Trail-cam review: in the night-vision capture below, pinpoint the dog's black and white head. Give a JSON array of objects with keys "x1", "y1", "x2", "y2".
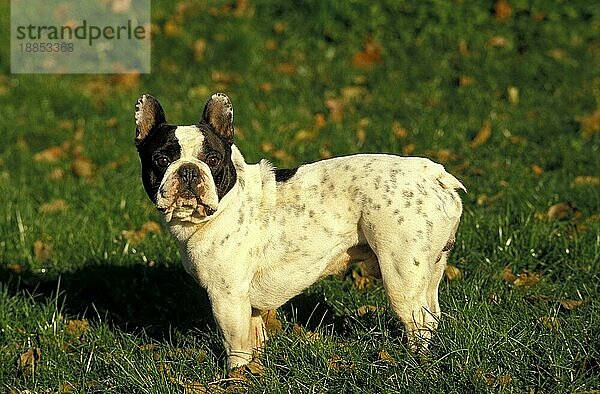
[{"x1": 135, "y1": 93, "x2": 237, "y2": 223}]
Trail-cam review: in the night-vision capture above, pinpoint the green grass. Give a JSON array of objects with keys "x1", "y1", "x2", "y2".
[{"x1": 1, "y1": 0, "x2": 599, "y2": 392}]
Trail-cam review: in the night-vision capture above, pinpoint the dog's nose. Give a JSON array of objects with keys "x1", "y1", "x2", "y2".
[{"x1": 178, "y1": 163, "x2": 200, "y2": 185}]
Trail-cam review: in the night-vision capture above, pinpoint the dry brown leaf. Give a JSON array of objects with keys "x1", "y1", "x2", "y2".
[
  {"x1": 325, "y1": 98, "x2": 345, "y2": 123},
  {"x1": 470, "y1": 120, "x2": 492, "y2": 148},
  {"x1": 122, "y1": 221, "x2": 162, "y2": 244},
  {"x1": 513, "y1": 270, "x2": 542, "y2": 287},
  {"x1": 547, "y1": 202, "x2": 579, "y2": 221},
  {"x1": 352, "y1": 40, "x2": 383, "y2": 70},
  {"x1": 486, "y1": 36, "x2": 510, "y2": 48},
  {"x1": 494, "y1": 0, "x2": 513, "y2": 21},
  {"x1": 356, "y1": 305, "x2": 384, "y2": 317},
  {"x1": 7, "y1": 264, "x2": 23, "y2": 274},
  {"x1": 71, "y1": 157, "x2": 94, "y2": 178},
  {"x1": 531, "y1": 164, "x2": 544, "y2": 176},
  {"x1": 33, "y1": 240, "x2": 52, "y2": 262},
  {"x1": 328, "y1": 354, "x2": 353, "y2": 370},
  {"x1": 294, "y1": 129, "x2": 318, "y2": 143},
  {"x1": 444, "y1": 264, "x2": 462, "y2": 281},
  {"x1": 314, "y1": 113, "x2": 327, "y2": 129},
  {"x1": 18, "y1": 347, "x2": 41, "y2": 376},
  {"x1": 49, "y1": 167, "x2": 65, "y2": 180},
  {"x1": 577, "y1": 108, "x2": 600, "y2": 138},
  {"x1": 379, "y1": 349, "x2": 396, "y2": 364},
  {"x1": 538, "y1": 316, "x2": 559, "y2": 331},
  {"x1": 501, "y1": 267, "x2": 517, "y2": 282},
  {"x1": 192, "y1": 39, "x2": 207, "y2": 62},
  {"x1": 341, "y1": 86, "x2": 366, "y2": 101},
  {"x1": 163, "y1": 20, "x2": 181, "y2": 37},
  {"x1": 402, "y1": 143, "x2": 416, "y2": 156},
  {"x1": 34, "y1": 146, "x2": 66, "y2": 163},
  {"x1": 319, "y1": 148, "x2": 332, "y2": 159},
  {"x1": 39, "y1": 199, "x2": 69, "y2": 214},
  {"x1": 261, "y1": 309, "x2": 283, "y2": 334},
  {"x1": 292, "y1": 324, "x2": 320, "y2": 342},
  {"x1": 275, "y1": 63, "x2": 297, "y2": 75},
  {"x1": 507, "y1": 86, "x2": 519, "y2": 104},
  {"x1": 574, "y1": 176, "x2": 600, "y2": 186},
  {"x1": 458, "y1": 75, "x2": 474, "y2": 87},
  {"x1": 352, "y1": 269, "x2": 373, "y2": 290},
  {"x1": 392, "y1": 122, "x2": 409, "y2": 139},
  {"x1": 259, "y1": 82, "x2": 273, "y2": 93},
  {"x1": 559, "y1": 299, "x2": 584, "y2": 311},
  {"x1": 66, "y1": 319, "x2": 90, "y2": 338}
]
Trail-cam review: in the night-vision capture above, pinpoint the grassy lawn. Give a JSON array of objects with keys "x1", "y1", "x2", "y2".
[{"x1": 1, "y1": 0, "x2": 599, "y2": 392}]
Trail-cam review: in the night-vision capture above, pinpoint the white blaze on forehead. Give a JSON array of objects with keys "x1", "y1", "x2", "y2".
[{"x1": 175, "y1": 126, "x2": 204, "y2": 159}]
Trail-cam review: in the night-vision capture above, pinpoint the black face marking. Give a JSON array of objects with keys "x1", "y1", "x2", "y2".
[
  {"x1": 137, "y1": 124, "x2": 180, "y2": 203},
  {"x1": 198, "y1": 123, "x2": 237, "y2": 199},
  {"x1": 275, "y1": 167, "x2": 299, "y2": 182}
]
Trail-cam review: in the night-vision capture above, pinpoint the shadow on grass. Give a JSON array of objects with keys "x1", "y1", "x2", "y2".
[
  {"x1": 0, "y1": 262, "x2": 349, "y2": 338},
  {"x1": 1, "y1": 262, "x2": 213, "y2": 339}
]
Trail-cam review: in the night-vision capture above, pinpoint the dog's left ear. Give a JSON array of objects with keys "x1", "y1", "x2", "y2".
[{"x1": 201, "y1": 93, "x2": 234, "y2": 145}]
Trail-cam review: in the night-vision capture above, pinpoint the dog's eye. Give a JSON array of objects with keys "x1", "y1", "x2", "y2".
[
  {"x1": 155, "y1": 156, "x2": 170, "y2": 168},
  {"x1": 206, "y1": 155, "x2": 220, "y2": 167}
]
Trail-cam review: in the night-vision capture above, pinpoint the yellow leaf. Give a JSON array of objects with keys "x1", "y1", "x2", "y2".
[
  {"x1": 538, "y1": 316, "x2": 559, "y2": 331},
  {"x1": 352, "y1": 39, "x2": 383, "y2": 70},
  {"x1": 559, "y1": 299, "x2": 584, "y2": 310},
  {"x1": 444, "y1": 264, "x2": 462, "y2": 281},
  {"x1": 71, "y1": 157, "x2": 94, "y2": 178},
  {"x1": 531, "y1": 164, "x2": 544, "y2": 176},
  {"x1": 18, "y1": 347, "x2": 41, "y2": 376},
  {"x1": 261, "y1": 309, "x2": 283, "y2": 334},
  {"x1": 356, "y1": 305, "x2": 384, "y2": 317},
  {"x1": 379, "y1": 349, "x2": 396, "y2": 364},
  {"x1": 547, "y1": 202, "x2": 579, "y2": 221},
  {"x1": 494, "y1": 0, "x2": 512, "y2": 21},
  {"x1": 34, "y1": 146, "x2": 66, "y2": 163},
  {"x1": 66, "y1": 319, "x2": 90, "y2": 338},
  {"x1": 470, "y1": 120, "x2": 492, "y2": 148},
  {"x1": 33, "y1": 240, "x2": 52, "y2": 262},
  {"x1": 574, "y1": 176, "x2": 600, "y2": 186},
  {"x1": 39, "y1": 199, "x2": 69, "y2": 214},
  {"x1": 577, "y1": 108, "x2": 600, "y2": 138}
]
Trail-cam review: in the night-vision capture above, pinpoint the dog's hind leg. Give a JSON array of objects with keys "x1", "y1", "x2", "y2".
[{"x1": 377, "y1": 249, "x2": 438, "y2": 352}]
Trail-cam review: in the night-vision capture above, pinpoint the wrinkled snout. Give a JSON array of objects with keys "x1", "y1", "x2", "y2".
[{"x1": 178, "y1": 163, "x2": 200, "y2": 190}]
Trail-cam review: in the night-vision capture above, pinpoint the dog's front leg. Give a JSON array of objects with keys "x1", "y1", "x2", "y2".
[{"x1": 209, "y1": 293, "x2": 253, "y2": 369}]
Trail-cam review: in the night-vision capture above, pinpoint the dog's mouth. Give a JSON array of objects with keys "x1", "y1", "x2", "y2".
[{"x1": 157, "y1": 183, "x2": 218, "y2": 223}]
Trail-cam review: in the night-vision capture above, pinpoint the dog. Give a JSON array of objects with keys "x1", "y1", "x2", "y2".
[{"x1": 134, "y1": 92, "x2": 465, "y2": 370}]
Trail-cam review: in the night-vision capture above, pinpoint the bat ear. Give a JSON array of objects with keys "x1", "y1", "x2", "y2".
[
  {"x1": 135, "y1": 94, "x2": 166, "y2": 145},
  {"x1": 201, "y1": 93, "x2": 234, "y2": 145}
]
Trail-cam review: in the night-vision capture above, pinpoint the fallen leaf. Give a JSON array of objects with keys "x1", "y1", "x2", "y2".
[
  {"x1": 577, "y1": 108, "x2": 600, "y2": 138},
  {"x1": 294, "y1": 129, "x2": 318, "y2": 143},
  {"x1": 260, "y1": 142, "x2": 274, "y2": 153},
  {"x1": 513, "y1": 270, "x2": 542, "y2": 287},
  {"x1": 458, "y1": 75, "x2": 474, "y2": 86},
  {"x1": 39, "y1": 199, "x2": 69, "y2": 214},
  {"x1": 352, "y1": 39, "x2": 383, "y2": 70},
  {"x1": 163, "y1": 20, "x2": 181, "y2": 37},
  {"x1": 470, "y1": 120, "x2": 492, "y2": 148},
  {"x1": 292, "y1": 324, "x2": 320, "y2": 342},
  {"x1": 494, "y1": 0, "x2": 512, "y2": 22},
  {"x1": 341, "y1": 86, "x2": 366, "y2": 101},
  {"x1": 273, "y1": 21, "x2": 286, "y2": 34},
  {"x1": 402, "y1": 143, "x2": 416, "y2": 156},
  {"x1": 507, "y1": 86, "x2": 519, "y2": 104},
  {"x1": 559, "y1": 299, "x2": 584, "y2": 311},
  {"x1": 246, "y1": 359, "x2": 265, "y2": 376},
  {"x1": 379, "y1": 349, "x2": 396, "y2": 364},
  {"x1": 444, "y1": 264, "x2": 462, "y2": 281},
  {"x1": 66, "y1": 319, "x2": 90, "y2": 338},
  {"x1": 352, "y1": 269, "x2": 373, "y2": 290},
  {"x1": 192, "y1": 39, "x2": 207, "y2": 61},
  {"x1": 547, "y1": 202, "x2": 579, "y2": 221},
  {"x1": 356, "y1": 305, "x2": 384, "y2": 317},
  {"x1": 314, "y1": 113, "x2": 327, "y2": 129},
  {"x1": 486, "y1": 36, "x2": 510, "y2": 48},
  {"x1": 33, "y1": 240, "x2": 52, "y2": 262},
  {"x1": 49, "y1": 167, "x2": 65, "y2": 180},
  {"x1": 261, "y1": 309, "x2": 282, "y2": 334},
  {"x1": 319, "y1": 148, "x2": 332, "y2": 159},
  {"x1": 392, "y1": 121, "x2": 409, "y2": 139},
  {"x1": 122, "y1": 221, "x2": 162, "y2": 244},
  {"x1": 211, "y1": 71, "x2": 238, "y2": 85},
  {"x1": 531, "y1": 165, "x2": 544, "y2": 176},
  {"x1": 18, "y1": 347, "x2": 41, "y2": 376},
  {"x1": 7, "y1": 264, "x2": 23, "y2": 274},
  {"x1": 328, "y1": 354, "x2": 353, "y2": 370},
  {"x1": 71, "y1": 157, "x2": 94, "y2": 178},
  {"x1": 325, "y1": 98, "x2": 345, "y2": 123},
  {"x1": 259, "y1": 82, "x2": 273, "y2": 93},
  {"x1": 574, "y1": 176, "x2": 600, "y2": 186},
  {"x1": 501, "y1": 267, "x2": 517, "y2": 283},
  {"x1": 275, "y1": 63, "x2": 297, "y2": 75},
  {"x1": 538, "y1": 316, "x2": 560, "y2": 331},
  {"x1": 34, "y1": 146, "x2": 65, "y2": 163}
]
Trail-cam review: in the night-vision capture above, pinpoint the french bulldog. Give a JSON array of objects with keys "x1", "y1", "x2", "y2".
[{"x1": 134, "y1": 93, "x2": 465, "y2": 369}]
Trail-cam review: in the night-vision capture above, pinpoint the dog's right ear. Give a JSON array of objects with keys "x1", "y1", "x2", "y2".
[{"x1": 135, "y1": 94, "x2": 166, "y2": 146}]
